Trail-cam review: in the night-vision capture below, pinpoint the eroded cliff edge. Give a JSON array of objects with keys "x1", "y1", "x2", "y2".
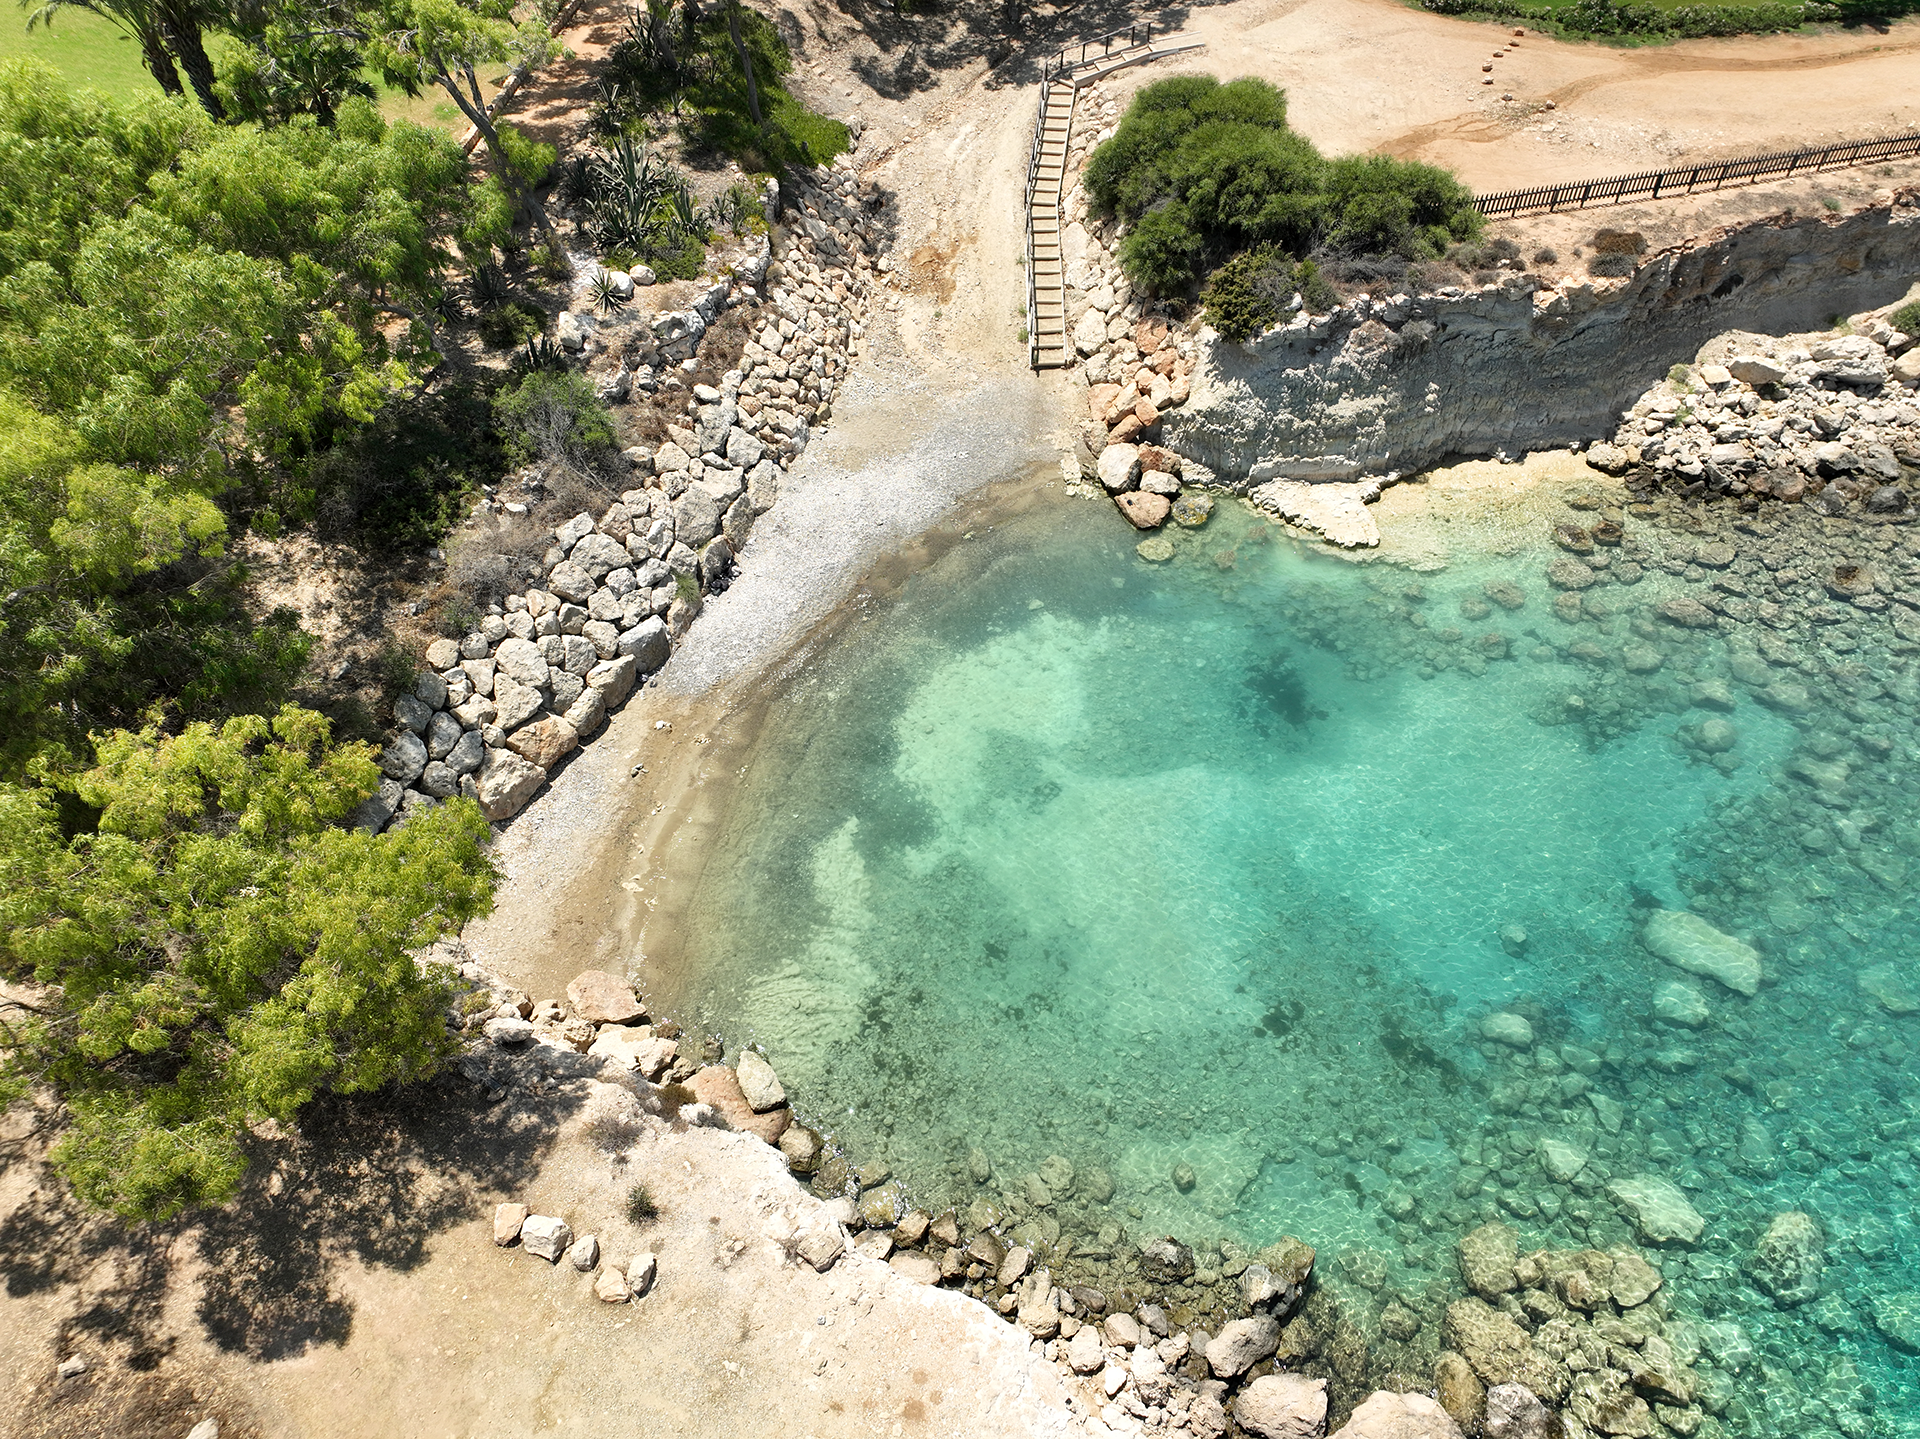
[{"x1": 1167, "y1": 193, "x2": 1920, "y2": 487}]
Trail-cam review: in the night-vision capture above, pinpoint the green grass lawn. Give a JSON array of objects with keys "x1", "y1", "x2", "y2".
[
  {"x1": 0, "y1": 7, "x2": 160, "y2": 101},
  {"x1": 0, "y1": 9, "x2": 474, "y2": 130}
]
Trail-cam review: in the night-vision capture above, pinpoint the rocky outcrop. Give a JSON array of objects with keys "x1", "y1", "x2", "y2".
[{"x1": 1169, "y1": 192, "x2": 1920, "y2": 488}]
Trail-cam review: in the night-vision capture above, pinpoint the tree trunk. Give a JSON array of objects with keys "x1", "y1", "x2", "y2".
[
  {"x1": 137, "y1": 23, "x2": 185, "y2": 97},
  {"x1": 157, "y1": 2, "x2": 226, "y2": 119},
  {"x1": 726, "y1": 0, "x2": 762, "y2": 128},
  {"x1": 437, "y1": 65, "x2": 561, "y2": 249}
]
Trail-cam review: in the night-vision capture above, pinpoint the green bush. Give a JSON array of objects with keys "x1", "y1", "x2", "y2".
[
  {"x1": 477, "y1": 300, "x2": 546, "y2": 350},
  {"x1": 1891, "y1": 299, "x2": 1920, "y2": 336},
  {"x1": 598, "y1": 5, "x2": 849, "y2": 172},
  {"x1": 1085, "y1": 76, "x2": 1480, "y2": 296},
  {"x1": 493, "y1": 370, "x2": 619, "y2": 478},
  {"x1": 1414, "y1": 0, "x2": 1858, "y2": 39}
]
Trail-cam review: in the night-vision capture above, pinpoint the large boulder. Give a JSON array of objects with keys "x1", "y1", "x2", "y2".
[
  {"x1": 673, "y1": 483, "x2": 727, "y2": 548},
  {"x1": 688, "y1": 1065, "x2": 790, "y2": 1145},
  {"x1": 519, "y1": 1214, "x2": 572, "y2": 1262},
  {"x1": 493, "y1": 636, "x2": 552, "y2": 690},
  {"x1": 566, "y1": 971, "x2": 645, "y2": 1026},
  {"x1": 475, "y1": 751, "x2": 546, "y2": 821},
  {"x1": 1751, "y1": 1211, "x2": 1824, "y2": 1306},
  {"x1": 545, "y1": 560, "x2": 596, "y2": 605},
  {"x1": 1328, "y1": 1391, "x2": 1465, "y2": 1439},
  {"x1": 1236, "y1": 1374, "x2": 1328, "y2": 1439},
  {"x1": 569, "y1": 532, "x2": 628, "y2": 579},
  {"x1": 617, "y1": 616, "x2": 671, "y2": 673},
  {"x1": 587, "y1": 654, "x2": 639, "y2": 706},
  {"x1": 491, "y1": 676, "x2": 544, "y2": 731},
  {"x1": 1458, "y1": 1224, "x2": 1519, "y2": 1298},
  {"x1": 1117, "y1": 491, "x2": 1172, "y2": 529},
  {"x1": 1607, "y1": 1174, "x2": 1706, "y2": 1245},
  {"x1": 1207, "y1": 1315, "x2": 1281, "y2": 1378},
  {"x1": 735, "y1": 1050, "x2": 786, "y2": 1112},
  {"x1": 506, "y1": 715, "x2": 578, "y2": 771},
  {"x1": 1484, "y1": 1384, "x2": 1550, "y2": 1439},
  {"x1": 379, "y1": 731, "x2": 428, "y2": 783},
  {"x1": 1097, "y1": 443, "x2": 1141, "y2": 494}
]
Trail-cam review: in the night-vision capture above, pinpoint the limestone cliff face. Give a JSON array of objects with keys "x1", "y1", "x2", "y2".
[{"x1": 1168, "y1": 195, "x2": 1920, "y2": 487}]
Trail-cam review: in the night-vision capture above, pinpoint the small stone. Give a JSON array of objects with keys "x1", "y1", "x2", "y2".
[
  {"x1": 625, "y1": 1251, "x2": 658, "y2": 1297},
  {"x1": 1103, "y1": 1312, "x2": 1142, "y2": 1348},
  {"x1": 594, "y1": 1266, "x2": 631, "y2": 1302},
  {"x1": 494, "y1": 1202, "x2": 529, "y2": 1245},
  {"x1": 568, "y1": 1234, "x2": 600, "y2": 1271},
  {"x1": 780, "y1": 1124, "x2": 824, "y2": 1173},
  {"x1": 1537, "y1": 1138, "x2": 1588, "y2": 1184},
  {"x1": 1652, "y1": 981, "x2": 1710, "y2": 1027},
  {"x1": 56, "y1": 1356, "x2": 87, "y2": 1379},
  {"x1": 1481, "y1": 1012, "x2": 1533, "y2": 1047},
  {"x1": 520, "y1": 1214, "x2": 573, "y2": 1262},
  {"x1": 187, "y1": 1422, "x2": 220, "y2": 1439},
  {"x1": 1171, "y1": 1162, "x2": 1196, "y2": 1192}
]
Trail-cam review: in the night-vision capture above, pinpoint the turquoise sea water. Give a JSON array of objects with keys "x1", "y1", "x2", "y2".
[{"x1": 673, "y1": 493, "x2": 1920, "y2": 1436}]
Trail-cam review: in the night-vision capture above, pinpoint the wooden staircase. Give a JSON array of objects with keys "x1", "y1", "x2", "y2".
[
  {"x1": 1022, "y1": 27, "x2": 1207, "y2": 371},
  {"x1": 1026, "y1": 81, "x2": 1076, "y2": 369}
]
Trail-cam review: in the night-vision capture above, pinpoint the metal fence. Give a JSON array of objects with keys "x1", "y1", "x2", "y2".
[{"x1": 1473, "y1": 130, "x2": 1920, "y2": 219}]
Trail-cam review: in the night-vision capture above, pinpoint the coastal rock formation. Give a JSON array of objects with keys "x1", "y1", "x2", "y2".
[{"x1": 1169, "y1": 194, "x2": 1920, "y2": 485}]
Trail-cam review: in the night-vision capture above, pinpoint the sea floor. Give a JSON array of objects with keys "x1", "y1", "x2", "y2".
[{"x1": 664, "y1": 479, "x2": 1920, "y2": 1439}]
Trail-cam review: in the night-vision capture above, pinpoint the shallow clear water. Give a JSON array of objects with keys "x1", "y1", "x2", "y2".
[{"x1": 673, "y1": 494, "x2": 1920, "y2": 1437}]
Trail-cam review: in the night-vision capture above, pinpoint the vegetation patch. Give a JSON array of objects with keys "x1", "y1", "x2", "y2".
[
  {"x1": 1416, "y1": 0, "x2": 1920, "y2": 41},
  {"x1": 1085, "y1": 77, "x2": 1482, "y2": 304},
  {"x1": 595, "y1": 0, "x2": 848, "y2": 171}
]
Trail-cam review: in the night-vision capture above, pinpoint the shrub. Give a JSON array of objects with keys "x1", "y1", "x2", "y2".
[
  {"x1": 1892, "y1": 299, "x2": 1920, "y2": 335},
  {"x1": 1534, "y1": 247, "x2": 1559, "y2": 265},
  {"x1": 1589, "y1": 252, "x2": 1637, "y2": 278},
  {"x1": 1591, "y1": 229, "x2": 1647, "y2": 256},
  {"x1": 1200, "y1": 245, "x2": 1292, "y2": 341},
  {"x1": 626, "y1": 1182, "x2": 660, "y2": 1224},
  {"x1": 493, "y1": 370, "x2": 620, "y2": 479},
  {"x1": 1085, "y1": 76, "x2": 1479, "y2": 296},
  {"x1": 1297, "y1": 259, "x2": 1340, "y2": 315}
]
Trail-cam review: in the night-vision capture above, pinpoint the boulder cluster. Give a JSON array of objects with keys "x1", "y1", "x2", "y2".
[
  {"x1": 362, "y1": 166, "x2": 877, "y2": 830},
  {"x1": 1589, "y1": 326, "x2": 1920, "y2": 513}
]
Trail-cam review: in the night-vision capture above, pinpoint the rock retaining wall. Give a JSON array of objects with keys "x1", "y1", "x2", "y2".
[{"x1": 359, "y1": 163, "x2": 880, "y2": 831}]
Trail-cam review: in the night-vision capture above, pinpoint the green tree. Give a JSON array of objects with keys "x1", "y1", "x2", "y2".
[
  {"x1": 0, "y1": 706, "x2": 497, "y2": 1220},
  {"x1": 368, "y1": 0, "x2": 565, "y2": 247}
]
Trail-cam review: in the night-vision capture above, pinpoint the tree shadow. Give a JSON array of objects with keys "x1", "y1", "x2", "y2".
[
  {"x1": 806, "y1": 0, "x2": 1233, "y2": 97},
  {"x1": 191, "y1": 1064, "x2": 585, "y2": 1360}
]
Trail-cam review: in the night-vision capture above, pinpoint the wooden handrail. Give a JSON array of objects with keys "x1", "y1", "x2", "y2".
[{"x1": 1474, "y1": 129, "x2": 1920, "y2": 218}]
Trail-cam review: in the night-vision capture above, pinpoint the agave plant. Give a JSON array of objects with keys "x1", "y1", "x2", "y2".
[
  {"x1": 588, "y1": 269, "x2": 630, "y2": 316},
  {"x1": 517, "y1": 334, "x2": 566, "y2": 373},
  {"x1": 470, "y1": 262, "x2": 511, "y2": 310}
]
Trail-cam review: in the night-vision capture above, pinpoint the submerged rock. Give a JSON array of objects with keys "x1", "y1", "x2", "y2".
[
  {"x1": 1481, "y1": 1012, "x2": 1534, "y2": 1047},
  {"x1": 1640, "y1": 910, "x2": 1760, "y2": 996},
  {"x1": 1856, "y1": 962, "x2": 1920, "y2": 1015},
  {"x1": 1328, "y1": 1389, "x2": 1466, "y2": 1439},
  {"x1": 1459, "y1": 1223, "x2": 1519, "y2": 1299},
  {"x1": 1607, "y1": 1175, "x2": 1705, "y2": 1245},
  {"x1": 1752, "y1": 1211, "x2": 1825, "y2": 1307}
]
